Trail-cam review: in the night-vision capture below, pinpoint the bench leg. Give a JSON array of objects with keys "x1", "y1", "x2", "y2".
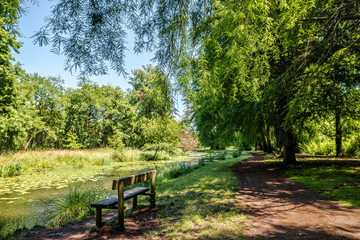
[
  {"x1": 150, "y1": 194, "x2": 155, "y2": 208},
  {"x1": 118, "y1": 182, "x2": 125, "y2": 230},
  {"x1": 133, "y1": 195, "x2": 138, "y2": 209},
  {"x1": 95, "y1": 208, "x2": 103, "y2": 227}
]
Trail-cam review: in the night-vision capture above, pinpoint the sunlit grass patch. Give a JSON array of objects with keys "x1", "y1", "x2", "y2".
[
  {"x1": 148, "y1": 153, "x2": 251, "y2": 239},
  {"x1": 283, "y1": 157, "x2": 360, "y2": 210}
]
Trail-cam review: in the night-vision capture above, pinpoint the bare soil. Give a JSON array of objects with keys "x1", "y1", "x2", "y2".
[
  {"x1": 22, "y1": 153, "x2": 360, "y2": 239},
  {"x1": 23, "y1": 207, "x2": 162, "y2": 240},
  {"x1": 232, "y1": 152, "x2": 360, "y2": 240}
]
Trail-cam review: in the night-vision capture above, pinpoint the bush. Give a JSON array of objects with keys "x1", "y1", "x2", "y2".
[
  {"x1": 232, "y1": 150, "x2": 242, "y2": 158},
  {"x1": 300, "y1": 136, "x2": 335, "y2": 155},
  {"x1": 179, "y1": 131, "x2": 199, "y2": 151},
  {"x1": 64, "y1": 131, "x2": 83, "y2": 150},
  {"x1": 108, "y1": 130, "x2": 126, "y2": 150},
  {"x1": 111, "y1": 151, "x2": 126, "y2": 162},
  {"x1": 1, "y1": 162, "x2": 22, "y2": 177},
  {"x1": 344, "y1": 135, "x2": 360, "y2": 157},
  {"x1": 218, "y1": 151, "x2": 227, "y2": 160}
]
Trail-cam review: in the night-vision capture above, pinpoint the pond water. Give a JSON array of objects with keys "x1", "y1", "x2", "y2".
[{"x1": 0, "y1": 156, "x2": 202, "y2": 238}]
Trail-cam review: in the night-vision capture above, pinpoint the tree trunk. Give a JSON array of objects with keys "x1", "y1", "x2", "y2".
[
  {"x1": 335, "y1": 107, "x2": 343, "y2": 157},
  {"x1": 265, "y1": 125, "x2": 272, "y2": 153},
  {"x1": 283, "y1": 130, "x2": 297, "y2": 165}
]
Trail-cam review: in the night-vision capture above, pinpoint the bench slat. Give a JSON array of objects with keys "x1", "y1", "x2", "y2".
[
  {"x1": 91, "y1": 187, "x2": 149, "y2": 208},
  {"x1": 112, "y1": 171, "x2": 155, "y2": 190}
]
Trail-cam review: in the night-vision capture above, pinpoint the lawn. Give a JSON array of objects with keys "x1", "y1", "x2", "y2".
[{"x1": 146, "y1": 153, "x2": 251, "y2": 239}]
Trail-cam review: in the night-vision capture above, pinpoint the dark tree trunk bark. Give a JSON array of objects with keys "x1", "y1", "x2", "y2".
[
  {"x1": 335, "y1": 107, "x2": 343, "y2": 157},
  {"x1": 334, "y1": 64, "x2": 343, "y2": 157},
  {"x1": 265, "y1": 125, "x2": 272, "y2": 153},
  {"x1": 283, "y1": 130, "x2": 297, "y2": 165}
]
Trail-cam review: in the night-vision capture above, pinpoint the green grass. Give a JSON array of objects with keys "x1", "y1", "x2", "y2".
[
  {"x1": 276, "y1": 157, "x2": 360, "y2": 210},
  {"x1": 0, "y1": 148, "x2": 187, "y2": 178},
  {"x1": 146, "y1": 153, "x2": 251, "y2": 239},
  {"x1": 48, "y1": 187, "x2": 105, "y2": 227}
]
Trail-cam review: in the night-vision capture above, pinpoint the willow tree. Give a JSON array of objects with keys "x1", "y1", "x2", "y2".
[{"x1": 35, "y1": 0, "x2": 360, "y2": 164}]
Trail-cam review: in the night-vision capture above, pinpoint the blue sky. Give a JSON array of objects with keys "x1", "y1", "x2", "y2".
[{"x1": 15, "y1": 0, "x2": 154, "y2": 90}]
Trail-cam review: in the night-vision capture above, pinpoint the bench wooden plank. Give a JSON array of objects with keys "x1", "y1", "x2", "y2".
[
  {"x1": 91, "y1": 187, "x2": 149, "y2": 208},
  {"x1": 112, "y1": 171, "x2": 155, "y2": 189}
]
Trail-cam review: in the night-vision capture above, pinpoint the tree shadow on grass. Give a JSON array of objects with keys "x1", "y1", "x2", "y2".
[{"x1": 233, "y1": 153, "x2": 360, "y2": 240}]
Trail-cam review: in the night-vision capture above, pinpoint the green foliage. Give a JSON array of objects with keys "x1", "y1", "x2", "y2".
[
  {"x1": 0, "y1": 0, "x2": 24, "y2": 153},
  {"x1": 301, "y1": 136, "x2": 336, "y2": 156},
  {"x1": 108, "y1": 130, "x2": 125, "y2": 150},
  {"x1": 159, "y1": 161, "x2": 205, "y2": 180},
  {"x1": 141, "y1": 117, "x2": 181, "y2": 159},
  {"x1": 49, "y1": 187, "x2": 106, "y2": 227},
  {"x1": 344, "y1": 135, "x2": 360, "y2": 157},
  {"x1": 218, "y1": 151, "x2": 227, "y2": 160},
  {"x1": 232, "y1": 150, "x2": 242, "y2": 158},
  {"x1": 0, "y1": 162, "x2": 22, "y2": 177},
  {"x1": 64, "y1": 131, "x2": 83, "y2": 150}
]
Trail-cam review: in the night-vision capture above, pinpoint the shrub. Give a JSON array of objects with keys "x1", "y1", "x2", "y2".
[
  {"x1": 111, "y1": 151, "x2": 126, "y2": 162},
  {"x1": 179, "y1": 131, "x2": 199, "y2": 152},
  {"x1": 218, "y1": 151, "x2": 227, "y2": 160},
  {"x1": 1, "y1": 162, "x2": 22, "y2": 177},
  {"x1": 300, "y1": 136, "x2": 335, "y2": 155},
  {"x1": 232, "y1": 150, "x2": 242, "y2": 158},
  {"x1": 64, "y1": 131, "x2": 83, "y2": 150},
  {"x1": 108, "y1": 130, "x2": 126, "y2": 150},
  {"x1": 160, "y1": 161, "x2": 204, "y2": 180},
  {"x1": 344, "y1": 135, "x2": 360, "y2": 157}
]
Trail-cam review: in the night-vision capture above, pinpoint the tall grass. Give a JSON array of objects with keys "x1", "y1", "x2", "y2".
[
  {"x1": 48, "y1": 187, "x2": 109, "y2": 227},
  {"x1": 0, "y1": 148, "x2": 154, "y2": 177},
  {"x1": 0, "y1": 162, "x2": 22, "y2": 177}
]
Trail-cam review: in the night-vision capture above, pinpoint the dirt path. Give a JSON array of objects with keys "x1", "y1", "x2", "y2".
[
  {"x1": 231, "y1": 152, "x2": 360, "y2": 240},
  {"x1": 23, "y1": 207, "x2": 161, "y2": 240}
]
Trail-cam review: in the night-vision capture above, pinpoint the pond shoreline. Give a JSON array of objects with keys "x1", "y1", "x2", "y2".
[{"x1": 0, "y1": 149, "x2": 205, "y2": 239}]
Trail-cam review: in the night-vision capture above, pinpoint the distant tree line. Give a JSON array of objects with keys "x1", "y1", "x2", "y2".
[{"x1": 0, "y1": 65, "x2": 191, "y2": 153}]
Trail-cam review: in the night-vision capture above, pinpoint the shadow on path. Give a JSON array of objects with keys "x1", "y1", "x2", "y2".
[{"x1": 232, "y1": 152, "x2": 360, "y2": 240}]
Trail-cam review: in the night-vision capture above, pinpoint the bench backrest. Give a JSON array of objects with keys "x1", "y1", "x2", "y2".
[{"x1": 112, "y1": 170, "x2": 156, "y2": 190}]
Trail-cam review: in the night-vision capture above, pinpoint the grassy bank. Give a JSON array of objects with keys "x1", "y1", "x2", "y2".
[
  {"x1": 266, "y1": 156, "x2": 360, "y2": 210},
  {"x1": 147, "y1": 153, "x2": 251, "y2": 239},
  {"x1": 0, "y1": 148, "x2": 180, "y2": 177},
  {"x1": 0, "y1": 149, "x2": 203, "y2": 239}
]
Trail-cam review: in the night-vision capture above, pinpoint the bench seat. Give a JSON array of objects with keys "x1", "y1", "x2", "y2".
[{"x1": 91, "y1": 187, "x2": 149, "y2": 209}]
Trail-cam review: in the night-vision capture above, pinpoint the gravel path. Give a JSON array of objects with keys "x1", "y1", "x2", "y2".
[{"x1": 231, "y1": 152, "x2": 360, "y2": 240}]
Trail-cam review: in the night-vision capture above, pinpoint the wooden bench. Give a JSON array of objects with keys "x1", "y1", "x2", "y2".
[{"x1": 91, "y1": 170, "x2": 156, "y2": 229}]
